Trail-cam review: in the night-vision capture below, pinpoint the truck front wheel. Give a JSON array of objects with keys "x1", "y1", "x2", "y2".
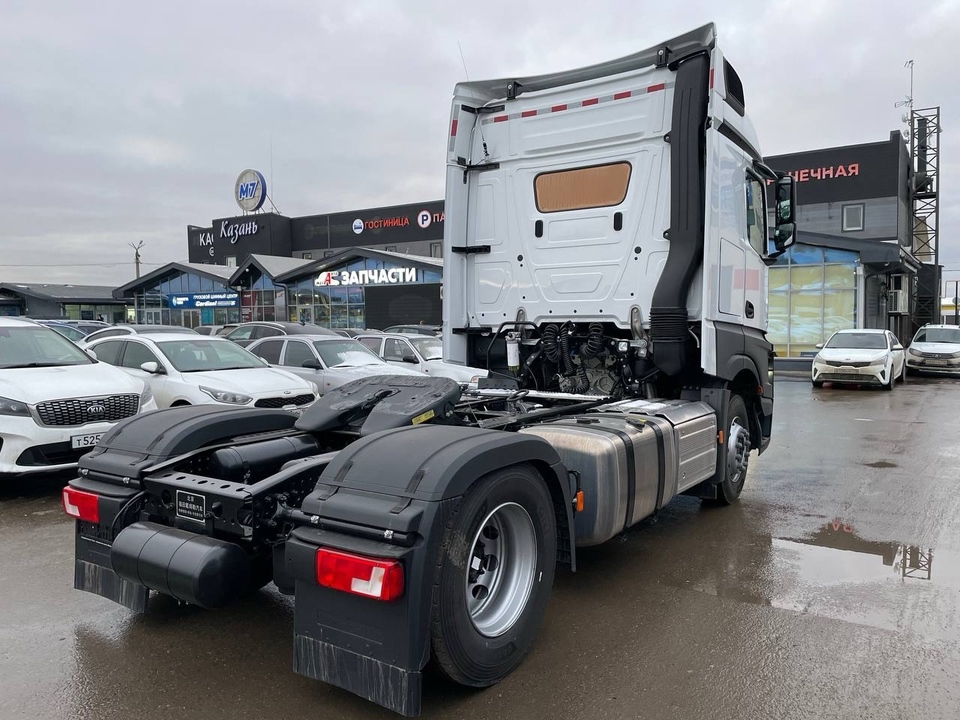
[
  {"x1": 709, "y1": 394, "x2": 751, "y2": 506},
  {"x1": 430, "y1": 463, "x2": 557, "y2": 687}
]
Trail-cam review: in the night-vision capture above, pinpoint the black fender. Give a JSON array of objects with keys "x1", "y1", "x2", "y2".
[
  {"x1": 78, "y1": 405, "x2": 299, "y2": 483},
  {"x1": 286, "y1": 424, "x2": 576, "y2": 716}
]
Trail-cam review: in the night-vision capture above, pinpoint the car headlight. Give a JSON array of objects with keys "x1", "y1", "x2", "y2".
[
  {"x1": 0, "y1": 395, "x2": 29, "y2": 417},
  {"x1": 139, "y1": 382, "x2": 153, "y2": 405},
  {"x1": 199, "y1": 386, "x2": 252, "y2": 405},
  {"x1": 908, "y1": 348, "x2": 921, "y2": 356}
]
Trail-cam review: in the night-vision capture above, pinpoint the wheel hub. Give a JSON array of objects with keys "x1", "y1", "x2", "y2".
[
  {"x1": 464, "y1": 502, "x2": 537, "y2": 638},
  {"x1": 726, "y1": 417, "x2": 750, "y2": 484}
]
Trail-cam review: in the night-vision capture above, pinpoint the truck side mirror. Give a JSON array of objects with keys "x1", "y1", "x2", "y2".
[{"x1": 773, "y1": 174, "x2": 797, "y2": 253}]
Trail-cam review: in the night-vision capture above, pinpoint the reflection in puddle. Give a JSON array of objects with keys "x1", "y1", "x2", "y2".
[{"x1": 683, "y1": 521, "x2": 958, "y2": 640}]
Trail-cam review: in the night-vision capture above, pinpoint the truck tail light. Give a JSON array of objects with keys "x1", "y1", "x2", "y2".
[
  {"x1": 315, "y1": 547, "x2": 404, "y2": 601},
  {"x1": 62, "y1": 486, "x2": 99, "y2": 523}
]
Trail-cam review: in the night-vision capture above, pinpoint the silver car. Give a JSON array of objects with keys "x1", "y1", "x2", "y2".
[
  {"x1": 246, "y1": 334, "x2": 425, "y2": 395},
  {"x1": 355, "y1": 333, "x2": 489, "y2": 384}
]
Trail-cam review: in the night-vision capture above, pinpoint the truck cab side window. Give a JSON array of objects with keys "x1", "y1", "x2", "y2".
[{"x1": 745, "y1": 174, "x2": 766, "y2": 257}]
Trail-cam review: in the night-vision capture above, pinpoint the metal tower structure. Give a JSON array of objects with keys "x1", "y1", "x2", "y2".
[{"x1": 910, "y1": 106, "x2": 942, "y2": 328}]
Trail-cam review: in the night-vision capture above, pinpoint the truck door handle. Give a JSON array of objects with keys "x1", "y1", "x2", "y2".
[{"x1": 745, "y1": 301, "x2": 755, "y2": 319}]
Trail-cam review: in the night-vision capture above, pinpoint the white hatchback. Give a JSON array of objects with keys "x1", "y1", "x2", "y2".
[
  {"x1": 0, "y1": 318, "x2": 157, "y2": 477},
  {"x1": 84, "y1": 333, "x2": 318, "y2": 410},
  {"x1": 906, "y1": 324, "x2": 960, "y2": 375},
  {"x1": 811, "y1": 328, "x2": 905, "y2": 390}
]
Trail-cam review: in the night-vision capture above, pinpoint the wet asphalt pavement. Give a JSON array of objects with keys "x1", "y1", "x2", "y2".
[{"x1": 2, "y1": 376, "x2": 959, "y2": 720}]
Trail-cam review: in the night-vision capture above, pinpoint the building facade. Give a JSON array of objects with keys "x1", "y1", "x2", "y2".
[
  {"x1": 112, "y1": 263, "x2": 240, "y2": 327},
  {"x1": 764, "y1": 131, "x2": 921, "y2": 356},
  {"x1": 0, "y1": 283, "x2": 131, "y2": 322}
]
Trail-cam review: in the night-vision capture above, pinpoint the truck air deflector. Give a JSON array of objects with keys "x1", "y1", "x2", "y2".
[
  {"x1": 649, "y1": 52, "x2": 711, "y2": 376},
  {"x1": 454, "y1": 23, "x2": 715, "y2": 103}
]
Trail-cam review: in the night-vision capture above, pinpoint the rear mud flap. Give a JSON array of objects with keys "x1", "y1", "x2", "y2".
[
  {"x1": 75, "y1": 557, "x2": 149, "y2": 613},
  {"x1": 74, "y1": 532, "x2": 149, "y2": 612},
  {"x1": 294, "y1": 634, "x2": 421, "y2": 717}
]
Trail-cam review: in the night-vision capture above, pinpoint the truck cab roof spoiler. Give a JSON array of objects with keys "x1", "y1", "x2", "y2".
[{"x1": 454, "y1": 23, "x2": 716, "y2": 103}]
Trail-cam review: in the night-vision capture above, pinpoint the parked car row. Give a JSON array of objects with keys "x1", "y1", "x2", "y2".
[
  {"x1": 811, "y1": 324, "x2": 960, "y2": 389},
  {"x1": 0, "y1": 317, "x2": 488, "y2": 479}
]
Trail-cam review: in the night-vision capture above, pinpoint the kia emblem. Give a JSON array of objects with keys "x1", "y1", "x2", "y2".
[{"x1": 87, "y1": 403, "x2": 106, "y2": 416}]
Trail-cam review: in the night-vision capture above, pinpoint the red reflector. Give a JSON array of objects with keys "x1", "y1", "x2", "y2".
[
  {"x1": 581, "y1": 98, "x2": 599, "y2": 106},
  {"x1": 647, "y1": 83, "x2": 665, "y2": 93},
  {"x1": 551, "y1": 104, "x2": 567, "y2": 112},
  {"x1": 315, "y1": 548, "x2": 404, "y2": 602},
  {"x1": 709, "y1": 68, "x2": 715, "y2": 89},
  {"x1": 450, "y1": 119, "x2": 458, "y2": 136},
  {"x1": 521, "y1": 109, "x2": 537, "y2": 118},
  {"x1": 613, "y1": 91, "x2": 631, "y2": 100},
  {"x1": 493, "y1": 115, "x2": 508, "y2": 123},
  {"x1": 61, "y1": 486, "x2": 99, "y2": 523}
]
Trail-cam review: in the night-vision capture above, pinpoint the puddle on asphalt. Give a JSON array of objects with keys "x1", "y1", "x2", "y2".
[
  {"x1": 685, "y1": 521, "x2": 960, "y2": 640},
  {"x1": 863, "y1": 460, "x2": 898, "y2": 468}
]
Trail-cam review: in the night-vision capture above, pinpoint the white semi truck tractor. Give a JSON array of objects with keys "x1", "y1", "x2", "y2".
[{"x1": 64, "y1": 22, "x2": 796, "y2": 717}]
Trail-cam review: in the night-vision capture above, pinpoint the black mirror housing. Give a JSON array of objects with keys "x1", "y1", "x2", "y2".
[
  {"x1": 302, "y1": 359, "x2": 324, "y2": 370},
  {"x1": 402, "y1": 355, "x2": 419, "y2": 364},
  {"x1": 773, "y1": 173, "x2": 798, "y2": 253}
]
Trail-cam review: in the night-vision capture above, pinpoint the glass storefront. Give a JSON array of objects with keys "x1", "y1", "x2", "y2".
[
  {"x1": 61, "y1": 304, "x2": 127, "y2": 323},
  {"x1": 768, "y1": 245, "x2": 859, "y2": 357},
  {"x1": 131, "y1": 270, "x2": 239, "y2": 326},
  {"x1": 286, "y1": 257, "x2": 442, "y2": 329},
  {"x1": 239, "y1": 270, "x2": 286, "y2": 322}
]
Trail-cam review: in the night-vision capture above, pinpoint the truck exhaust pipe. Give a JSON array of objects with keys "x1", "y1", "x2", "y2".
[{"x1": 649, "y1": 52, "x2": 710, "y2": 376}]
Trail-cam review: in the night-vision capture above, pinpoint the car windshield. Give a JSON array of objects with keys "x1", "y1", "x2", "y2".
[
  {"x1": 410, "y1": 337, "x2": 443, "y2": 360},
  {"x1": 314, "y1": 340, "x2": 383, "y2": 367},
  {"x1": 157, "y1": 339, "x2": 266, "y2": 372},
  {"x1": 49, "y1": 325, "x2": 87, "y2": 342},
  {"x1": 0, "y1": 326, "x2": 94, "y2": 368},
  {"x1": 825, "y1": 332, "x2": 887, "y2": 350},
  {"x1": 913, "y1": 327, "x2": 960, "y2": 344}
]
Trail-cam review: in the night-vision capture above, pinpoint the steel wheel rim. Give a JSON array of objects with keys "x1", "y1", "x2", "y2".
[
  {"x1": 727, "y1": 414, "x2": 749, "y2": 485},
  {"x1": 464, "y1": 502, "x2": 537, "y2": 638}
]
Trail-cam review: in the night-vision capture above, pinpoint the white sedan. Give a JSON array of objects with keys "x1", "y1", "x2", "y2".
[
  {"x1": 811, "y1": 329, "x2": 905, "y2": 390},
  {"x1": 84, "y1": 333, "x2": 318, "y2": 410},
  {"x1": 0, "y1": 317, "x2": 157, "y2": 477},
  {"x1": 906, "y1": 324, "x2": 960, "y2": 376}
]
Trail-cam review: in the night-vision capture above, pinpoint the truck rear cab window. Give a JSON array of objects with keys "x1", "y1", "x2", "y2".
[
  {"x1": 534, "y1": 162, "x2": 631, "y2": 213},
  {"x1": 724, "y1": 60, "x2": 745, "y2": 116}
]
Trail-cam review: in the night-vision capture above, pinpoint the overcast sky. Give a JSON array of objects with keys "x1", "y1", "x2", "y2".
[{"x1": 1, "y1": 0, "x2": 957, "y2": 287}]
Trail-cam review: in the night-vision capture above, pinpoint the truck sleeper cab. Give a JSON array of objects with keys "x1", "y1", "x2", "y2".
[{"x1": 64, "y1": 22, "x2": 794, "y2": 718}]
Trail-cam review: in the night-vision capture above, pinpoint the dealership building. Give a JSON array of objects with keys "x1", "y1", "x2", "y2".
[
  {"x1": 764, "y1": 131, "x2": 924, "y2": 357},
  {"x1": 115, "y1": 198, "x2": 446, "y2": 328}
]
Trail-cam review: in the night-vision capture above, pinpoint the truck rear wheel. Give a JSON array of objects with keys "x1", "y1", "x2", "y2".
[
  {"x1": 430, "y1": 463, "x2": 557, "y2": 687},
  {"x1": 707, "y1": 394, "x2": 751, "y2": 506}
]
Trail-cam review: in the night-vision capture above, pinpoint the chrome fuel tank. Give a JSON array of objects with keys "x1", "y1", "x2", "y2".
[{"x1": 520, "y1": 401, "x2": 717, "y2": 546}]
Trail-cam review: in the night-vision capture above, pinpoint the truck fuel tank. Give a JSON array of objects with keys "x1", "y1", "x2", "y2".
[{"x1": 519, "y1": 401, "x2": 716, "y2": 546}]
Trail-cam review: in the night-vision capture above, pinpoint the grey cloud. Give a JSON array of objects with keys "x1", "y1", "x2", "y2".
[{"x1": 0, "y1": 0, "x2": 956, "y2": 285}]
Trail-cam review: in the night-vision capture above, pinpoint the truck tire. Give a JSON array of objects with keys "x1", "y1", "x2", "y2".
[
  {"x1": 707, "y1": 394, "x2": 751, "y2": 506},
  {"x1": 430, "y1": 463, "x2": 557, "y2": 687}
]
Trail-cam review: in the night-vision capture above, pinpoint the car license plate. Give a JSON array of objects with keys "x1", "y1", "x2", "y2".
[
  {"x1": 928, "y1": 359, "x2": 948, "y2": 366},
  {"x1": 284, "y1": 405, "x2": 305, "y2": 416},
  {"x1": 71, "y1": 433, "x2": 102, "y2": 449},
  {"x1": 176, "y1": 490, "x2": 206, "y2": 523}
]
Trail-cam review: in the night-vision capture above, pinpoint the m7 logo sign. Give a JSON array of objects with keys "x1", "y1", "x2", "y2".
[{"x1": 234, "y1": 169, "x2": 267, "y2": 212}]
